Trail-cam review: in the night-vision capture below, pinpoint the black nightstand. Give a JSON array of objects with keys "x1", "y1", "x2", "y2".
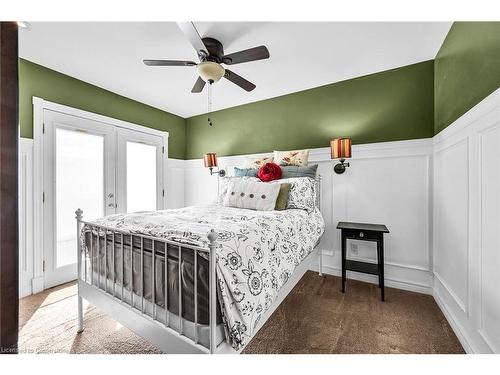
[{"x1": 336, "y1": 221, "x2": 390, "y2": 301}]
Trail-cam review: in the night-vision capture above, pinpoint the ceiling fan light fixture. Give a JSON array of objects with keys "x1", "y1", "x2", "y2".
[
  {"x1": 197, "y1": 61, "x2": 225, "y2": 83},
  {"x1": 144, "y1": 24, "x2": 267, "y2": 92}
]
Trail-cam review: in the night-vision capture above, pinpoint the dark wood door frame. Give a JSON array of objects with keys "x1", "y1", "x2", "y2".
[{"x1": 0, "y1": 21, "x2": 19, "y2": 354}]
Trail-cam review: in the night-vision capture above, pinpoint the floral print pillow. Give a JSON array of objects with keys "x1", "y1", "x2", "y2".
[
  {"x1": 273, "y1": 149, "x2": 309, "y2": 166},
  {"x1": 269, "y1": 177, "x2": 316, "y2": 212},
  {"x1": 243, "y1": 155, "x2": 274, "y2": 168}
]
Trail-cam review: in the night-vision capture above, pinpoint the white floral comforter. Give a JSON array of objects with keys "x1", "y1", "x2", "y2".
[{"x1": 85, "y1": 204, "x2": 325, "y2": 350}]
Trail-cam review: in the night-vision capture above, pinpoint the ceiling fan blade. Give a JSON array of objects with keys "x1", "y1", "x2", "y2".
[
  {"x1": 224, "y1": 70, "x2": 256, "y2": 92},
  {"x1": 222, "y1": 46, "x2": 270, "y2": 65},
  {"x1": 143, "y1": 59, "x2": 197, "y2": 67},
  {"x1": 191, "y1": 76, "x2": 206, "y2": 93},
  {"x1": 177, "y1": 22, "x2": 209, "y2": 60}
]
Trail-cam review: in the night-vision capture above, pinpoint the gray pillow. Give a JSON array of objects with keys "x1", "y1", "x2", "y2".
[
  {"x1": 234, "y1": 167, "x2": 259, "y2": 177},
  {"x1": 281, "y1": 164, "x2": 318, "y2": 179}
]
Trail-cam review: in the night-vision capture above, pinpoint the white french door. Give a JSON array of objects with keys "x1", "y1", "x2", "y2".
[
  {"x1": 116, "y1": 128, "x2": 164, "y2": 213},
  {"x1": 43, "y1": 110, "x2": 116, "y2": 288},
  {"x1": 42, "y1": 109, "x2": 166, "y2": 288}
]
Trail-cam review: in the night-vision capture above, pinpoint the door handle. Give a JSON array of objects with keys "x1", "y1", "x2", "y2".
[
  {"x1": 108, "y1": 203, "x2": 115, "y2": 208},
  {"x1": 108, "y1": 193, "x2": 114, "y2": 198}
]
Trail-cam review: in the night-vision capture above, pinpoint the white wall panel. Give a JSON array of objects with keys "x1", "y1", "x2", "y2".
[
  {"x1": 184, "y1": 159, "x2": 218, "y2": 206},
  {"x1": 166, "y1": 158, "x2": 185, "y2": 209},
  {"x1": 478, "y1": 123, "x2": 500, "y2": 352},
  {"x1": 434, "y1": 139, "x2": 469, "y2": 313},
  {"x1": 433, "y1": 88, "x2": 500, "y2": 353},
  {"x1": 342, "y1": 155, "x2": 429, "y2": 269}
]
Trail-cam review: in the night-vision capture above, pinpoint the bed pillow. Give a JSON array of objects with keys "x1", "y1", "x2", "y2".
[
  {"x1": 281, "y1": 164, "x2": 318, "y2": 179},
  {"x1": 257, "y1": 162, "x2": 282, "y2": 182},
  {"x1": 234, "y1": 167, "x2": 259, "y2": 177},
  {"x1": 274, "y1": 183, "x2": 291, "y2": 211},
  {"x1": 273, "y1": 149, "x2": 309, "y2": 166},
  {"x1": 243, "y1": 156, "x2": 273, "y2": 169},
  {"x1": 216, "y1": 176, "x2": 258, "y2": 204},
  {"x1": 269, "y1": 177, "x2": 316, "y2": 212},
  {"x1": 235, "y1": 164, "x2": 318, "y2": 179},
  {"x1": 223, "y1": 178, "x2": 280, "y2": 211}
]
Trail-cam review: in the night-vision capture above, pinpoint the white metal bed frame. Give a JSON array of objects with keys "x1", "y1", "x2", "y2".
[{"x1": 75, "y1": 175, "x2": 323, "y2": 354}]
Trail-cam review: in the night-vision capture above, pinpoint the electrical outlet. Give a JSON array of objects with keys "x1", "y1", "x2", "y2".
[{"x1": 350, "y1": 243, "x2": 358, "y2": 255}]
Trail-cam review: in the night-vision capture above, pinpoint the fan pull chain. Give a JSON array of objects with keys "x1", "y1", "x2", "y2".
[{"x1": 207, "y1": 80, "x2": 213, "y2": 126}]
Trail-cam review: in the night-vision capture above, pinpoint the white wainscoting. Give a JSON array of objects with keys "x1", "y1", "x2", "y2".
[
  {"x1": 185, "y1": 138, "x2": 434, "y2": 295},
  {"x1": 166, "y1": 158, "x2": 185, "y2": 209},
  {"x1": 19, "y1": 138, "x2": 34, "y2": 298},
  {"x1": 432, "y1": 88, "x2": 500, "y2": 354}
]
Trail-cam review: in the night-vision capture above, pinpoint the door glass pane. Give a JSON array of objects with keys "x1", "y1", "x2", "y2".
[
  {"x1": 56, "y1": 128, "x2": 104, "y2": 268},
  {"x1": 126, "y1": 141, "x2": 157, "y2": 213}
]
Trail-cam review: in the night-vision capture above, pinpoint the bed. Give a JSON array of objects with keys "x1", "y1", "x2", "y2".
[{"x1": 76, "y1": 175, "x2": 324, "y2": 353}]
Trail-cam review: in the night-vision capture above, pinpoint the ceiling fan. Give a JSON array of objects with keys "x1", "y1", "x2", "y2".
[{"x1": 143, "y1": 22, "x2": 270, "y2": 93}]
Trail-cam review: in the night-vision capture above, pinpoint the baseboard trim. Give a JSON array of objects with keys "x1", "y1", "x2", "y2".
[
  {"x1": 312, "y1": 264, "x2": 433, "y2": 295},
  {"x1": 433, "y1": 285, "x2": 473, "y2": 353},
  {"x1": 433, "y1": 271, "x2": 467, "y2": 314}
]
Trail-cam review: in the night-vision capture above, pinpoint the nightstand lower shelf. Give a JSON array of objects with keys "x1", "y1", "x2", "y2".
[{"x1": 345, "y1": 260, "x2": 379, "y2": 275}]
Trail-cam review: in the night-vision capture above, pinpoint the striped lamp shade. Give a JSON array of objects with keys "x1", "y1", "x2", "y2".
[
  {"x1": 330, "y1": 138, "x2": 352, "y2": 159},
  {"x1": 203, "y1": 152, "x2": 218, "y2": 168}
]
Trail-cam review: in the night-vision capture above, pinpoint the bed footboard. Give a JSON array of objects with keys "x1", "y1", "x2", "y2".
[{"x1": 75, "y1": 209, "x2": 220, "y2": 354}]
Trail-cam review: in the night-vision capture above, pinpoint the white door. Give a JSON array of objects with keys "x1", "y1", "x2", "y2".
[
  {"x1": 42, "y1": 110, "x2": 166, "y2": 288},
  {"x1": 116, "y1": 128, "x2": 164, "y2": 213},
  {"x1": 43, "y1": 110, "x2": 117, "y2": 288}
]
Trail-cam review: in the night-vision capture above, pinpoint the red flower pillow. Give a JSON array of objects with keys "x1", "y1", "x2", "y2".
[{"x1": 257, "y1": 162, "x2": 282, "y2": 182}]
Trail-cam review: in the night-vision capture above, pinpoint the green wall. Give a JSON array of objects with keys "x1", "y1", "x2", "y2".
[
  {"x1": 19, "y1": 59, "x2": 186, "y2": 159},
  {"x1": 185, "y1": 61, "x2": 434, "y2": 159},
  {"x1": 434, "y1": 22, "x2": 500, "y2": 134}
]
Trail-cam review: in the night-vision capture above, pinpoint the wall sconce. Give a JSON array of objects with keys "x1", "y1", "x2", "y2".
[
  {"x1": 204, "y1": 152, "x2": 226, "y2": 177},
  {"x1": 330, "y1": 138, "x2": 352, "y2": 174}
]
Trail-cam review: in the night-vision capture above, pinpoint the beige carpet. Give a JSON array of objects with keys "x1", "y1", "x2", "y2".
[
  {"x1": 19, "y1": 283, "x2": 160, "y2": 354},
  {"x1": 19, "y1": 271, "x2": 464, "y2": 354},
  {"x1": 243, "y1": 272, "x2": 464, "y2": 354}
]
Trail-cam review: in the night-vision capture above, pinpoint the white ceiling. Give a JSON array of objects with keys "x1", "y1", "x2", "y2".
[{"x1": 19, "y1": 22, "x2": 452, "y2": 118}]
